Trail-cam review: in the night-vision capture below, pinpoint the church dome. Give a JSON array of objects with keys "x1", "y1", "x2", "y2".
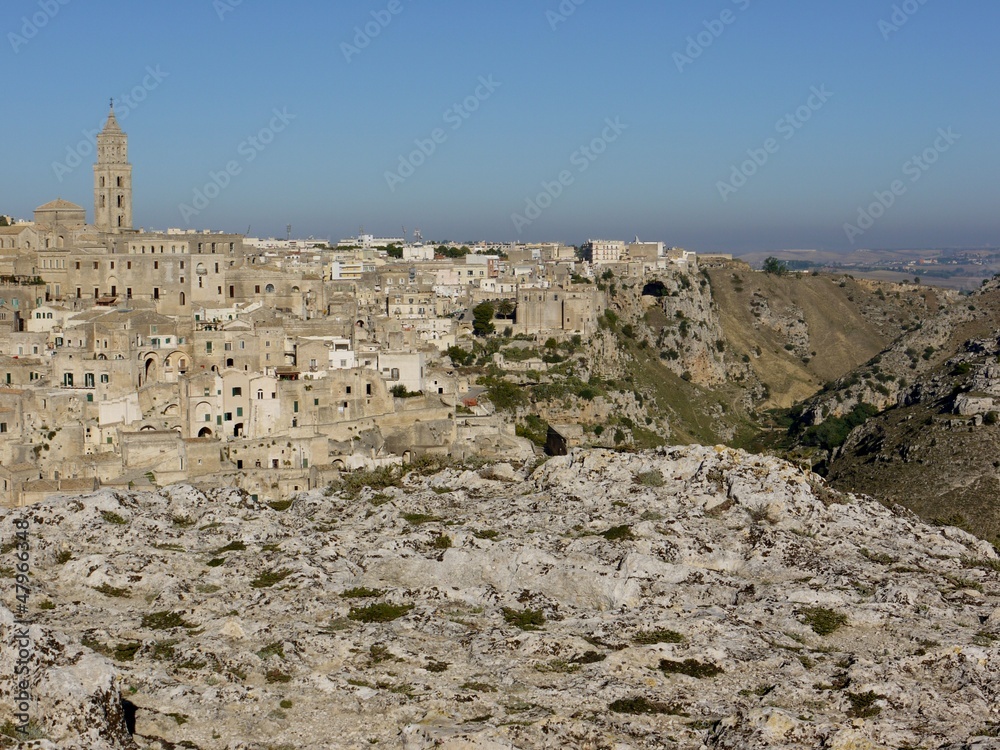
[
  {"x1": 34, "y1": 198, "x2": 86, "y2": 228},
  {"x1": 36, "y1": 198, "x2": 84, "y2": 212}
]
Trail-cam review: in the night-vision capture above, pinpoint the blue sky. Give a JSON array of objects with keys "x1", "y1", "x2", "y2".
[{"x1": 2, "y1": 0, "x2": 998, "y2": 252}]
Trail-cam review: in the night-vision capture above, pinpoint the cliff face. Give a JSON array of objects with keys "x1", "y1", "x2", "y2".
[{"x1": 2, "y1": 448, "x2": 1000, "y2": 749}]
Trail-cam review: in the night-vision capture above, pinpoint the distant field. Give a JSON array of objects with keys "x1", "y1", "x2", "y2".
[{"x1": 736, "y1": 248, "x2": 1000, "y2": 292}]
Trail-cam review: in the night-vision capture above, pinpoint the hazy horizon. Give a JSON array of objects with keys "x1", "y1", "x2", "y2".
[{"x1": 3, "y1": 0, "x2": 998, "y2": 252}]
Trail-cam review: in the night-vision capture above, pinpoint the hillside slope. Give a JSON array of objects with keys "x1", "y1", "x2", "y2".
[
  {"x1": 795, "y1": 278, "x2": 1000, "y2": 428},
  {"x1": 3, "y1": 449, "x2": 1000, "y2": 748},
  {"x1": 703, "y1": 265, "x2": 955, "y2": 408},
  {"x1": 828, "y1": 333, "x2": 1000, "y2": 544}
]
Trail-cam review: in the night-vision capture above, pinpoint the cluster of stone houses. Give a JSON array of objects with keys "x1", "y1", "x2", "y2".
[{"x1": 0, "y1": 106, "x2": 691, "y2": 507}]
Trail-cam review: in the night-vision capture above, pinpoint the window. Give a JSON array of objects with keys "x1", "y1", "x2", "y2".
[
  {"x1": 293, "y1": 401, "x2": 299, "y2": 413},
  {"x1": 232, "y1": 387, "x2": 242, "y2": 396},
  {"x1": 257, "y1": 390, "x2": 264, "y2": 400},
  {"x1": 100, "y1": 374, "x2": 109, "y2": 383},
  {"x1": 224, "y1": 413, "x2": 232, "y2": 421},
  {"x1": 93, "y1": 262, "x2": 99, "y2": 270},
  {"x1": 346, "y1": 386, "x2": 352, "y2": 395},
  {"x1": 366, "y1": 384, "x2": 372, "y2": 396},
  {"x1": 154, "y1": 261, "x2": 159, "y2": 269},
  {"x1": 313, "y1": 398, "x2": 319, "y2": 406},
  {"x1": 205, "y1": 414, "x2": 211, "y2": 422},
  {"x1": 206, "y1": 342, "x2": 213, "y2": 353},
  {"x1": 0, "y1": 423, "x2": 6, "y2": 433},
  {"x1": 236, "y1": 407, "x2": 243, "y2": 417},
  {"x1": 255, "y1": 285, "x2": 260, "y2": 294}
]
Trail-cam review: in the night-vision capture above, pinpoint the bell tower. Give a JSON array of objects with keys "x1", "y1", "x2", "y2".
[{"x1": 94, "y1": 100, "x2": 133, "y2": 233}]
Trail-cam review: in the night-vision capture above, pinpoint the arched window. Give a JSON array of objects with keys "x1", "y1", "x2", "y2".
[
  {"x1": 117, "y1": 176, "x2": 123, "y2": 188},
  {"x1": 265, "y1": 284, "x2": 275, "y2": 293}
]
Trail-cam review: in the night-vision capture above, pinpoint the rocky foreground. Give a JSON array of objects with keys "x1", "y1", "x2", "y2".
[{"x1": 2, "y1": 447, "x2": 1000, "y2": 749}]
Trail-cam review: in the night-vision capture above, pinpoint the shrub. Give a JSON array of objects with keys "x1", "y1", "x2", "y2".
[
  {"x1": 502, "y1": 607, "x2": 545, "y2": 631},
  {"x1": 101, "y1": 511, "x2": 128, "y2": 525},
  {"x1": 846, "y1": 690, "x2": 883, "y2": 718},
  {"x1": 335, "y1": 465, "x2": 402, "y2": 499},
  {"x1": 347, "y1": 602, "x2": 414, "y2": 623},
  {"x1": 658, "y1": 658, "x2": 723, "y2": 678},
  {"x1": 985, "y1": 411, "x2": 999, "y2": 426},
  {"x1": 257, "y1": 642, "x2": 285, "y2": 660},
  {"x1": 571, "y1": 651, "x2": 607, "y2": 664},
  {"x1": 94, "y1": 583, "x2": 130, "y2": 598},
  {"x1": 141, "y1": 611, "x2": 194, "y2": 630},
  {"x1": 251, "y1": 568, "x2": 293, "y2": 588},
  {"x1": 609, "y1": 697, "x2": 682, "y2": 715},
  {"x1": 634, "y1": 470, "x2": 664, "y2": 487},
  {"x1": 340, "y1": 587, "x2": 385, "y2": 599},
  {"x1": 401, "y1": 512, "x2": 441, "y2": 525},
  {"x1": 633, "y1": 629, "x2": 684, "y2": 645},
  {"x1": 432, "y1": 534, "x2": 452, "y2": 550},
  {"x1": 603, "y1": 525, "x2": 635, "y2": 542},
  {"x1": 213, "y1": 541, "x2": 246, "y2": 555},
  {"x1": 801, "y1": 606, "x2": 848, "y2": 635},
  {"x1": 268, "y1": 500, "x2": 293, "y2": 511}
]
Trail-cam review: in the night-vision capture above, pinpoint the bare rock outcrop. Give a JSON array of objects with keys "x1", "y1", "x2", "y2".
[{"x1": 1, "y1": 448, "x2": 999, "y2": 748}]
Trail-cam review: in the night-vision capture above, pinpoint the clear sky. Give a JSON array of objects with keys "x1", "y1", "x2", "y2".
[{"x1": 2, "y1": 0, "x2": 998, "y2": 252}]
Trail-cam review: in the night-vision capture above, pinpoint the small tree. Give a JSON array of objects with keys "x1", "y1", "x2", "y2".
[
  {"x1": 495, "y1": 299, "x2": 515, "y2": 320},
  {"x1": 384, "y1": 245, "x2": 403, "y2": 259},
  {"x1": 446, "y1": 345, "x2": 475, "y2": 367},
  {"x1": 0, "y1": 216, "x2": 9, "y2": 227},
  {"x1": 472, "y1": 302, "x2": 495, "y2": 337},
  {"x1": 763, "y1": 257, "x2": 789, "y2": 276}
]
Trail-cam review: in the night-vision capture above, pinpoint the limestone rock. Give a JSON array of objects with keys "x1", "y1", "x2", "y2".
[{"x1": 1, "y1": 447, "x2": 999, "y2": 748}]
